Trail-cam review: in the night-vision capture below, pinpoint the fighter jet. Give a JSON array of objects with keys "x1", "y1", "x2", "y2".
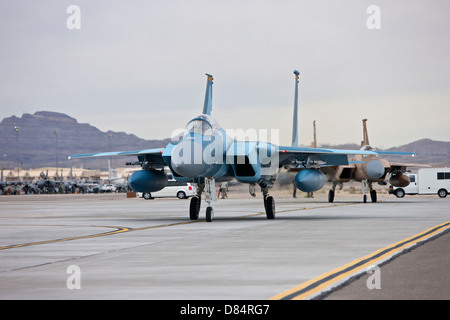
[
  {"x1": 69, "y1": 71, "x2": 416, "y2": 221},
  {"x1": 318, "y1": 119, "x2": 414, "y2": 203}
]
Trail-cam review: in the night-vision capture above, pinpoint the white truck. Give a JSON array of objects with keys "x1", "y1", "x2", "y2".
[
  {"x1": 138, "y1": 179, "x2": 196, "y2": 200},
  {"x1": 389, "y1": 168, "x2": 450, "y2": 198}
]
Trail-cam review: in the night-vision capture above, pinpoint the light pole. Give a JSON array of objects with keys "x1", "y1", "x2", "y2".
[
  {"x1": 108, "y1": 133, "x2": 112, "y2": 169},
  {"x1": 1, "y1": 154, "x2": 5, "y2": 184},
  {"x1": 14, "y1": 126, "x2": 20, "y2": 183},
  {"x1": 54, "y1": 130, "x2": 59, "y2": 180}
]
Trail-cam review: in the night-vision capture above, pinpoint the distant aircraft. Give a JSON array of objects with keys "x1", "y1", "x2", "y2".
[
  {"x1": 69, "y1": 71, "x2": 416, "y2": 222},
  {"x1": 319, "y1": 119, "x2": 414, "y2": 203},
  {"x1": 106, "y1": 159, "x2": 126, "y2": 186}
]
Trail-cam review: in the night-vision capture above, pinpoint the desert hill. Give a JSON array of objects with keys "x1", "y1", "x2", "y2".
[
  {"x1": 0, "y1": 111, "x2": 169, "y2": 169},
  {"x1": 0, "y1": 111, "x2": 448, "y2": 170}
]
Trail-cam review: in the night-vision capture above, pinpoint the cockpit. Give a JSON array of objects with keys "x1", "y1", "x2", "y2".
[
  {"x1": 360, "y1": 145, "x2": 376, "y2": 157},
  {"x1": 360, "y1": 145, "x2": 375, "y2": 151},
  {"x1": 184, "y1": 114, "x2": 221, "y2": 136}
]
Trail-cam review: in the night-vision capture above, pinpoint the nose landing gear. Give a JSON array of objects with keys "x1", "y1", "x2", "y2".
[{"x1": 189, "y1": 178, "x2": 216, "y2": 222}]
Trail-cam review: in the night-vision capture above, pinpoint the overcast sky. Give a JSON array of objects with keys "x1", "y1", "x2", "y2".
[{"x1": 1, "y1": 0, "x2": 449, "y2": 149}]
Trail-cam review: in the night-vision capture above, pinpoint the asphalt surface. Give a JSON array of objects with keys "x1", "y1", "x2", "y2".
[
  {"x1": 322, "y1": 229, "x2": 450, "y2": 300},
  {"x1": 0, "y1": 192, "x2": 449, "y2": 300}
]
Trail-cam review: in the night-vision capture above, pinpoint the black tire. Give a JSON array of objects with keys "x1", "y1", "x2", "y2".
[
  {"x1": 328, "y1": 190, "x2": 334, "y2": 203},
  {"x1": 438, "y1": 189, "x2": 448, "y2": 198},
  {"x1": 395, "y1": 189, "x2": 405, "y2": 198},
  {"x1": 189, "y1": 196, "x2": 200, "y2": 220},
  {"x1": 177, "y1": 191, "x2": 186, "y2": 199},
  {"x1": 143, "y1": 193, "x2": 153, "y2": 200},
  {"x1": 206, "y1": 206, "x2": 213, "y2": 222},
  {"x1": 265, "y1": 196, "x2": 275, "y2": 219},
  {"x1": 370, "y1": 190, "x2": 377, "y2": 203}
]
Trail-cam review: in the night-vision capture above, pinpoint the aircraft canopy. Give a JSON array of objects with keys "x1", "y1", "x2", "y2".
[{"x1": 184, "y1": 114, "x2": 221, "y2": 136}]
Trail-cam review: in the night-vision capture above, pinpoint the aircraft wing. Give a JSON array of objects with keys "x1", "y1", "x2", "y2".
[
  {"x1": 389, "y1": 162, "x2": 431, "y2": 172},
  {"x1": 278, "y1": 146, "x2": 416, "y2": 167},
  {"x1": 68, "y1": 148, "x2": 166, "y2": 168}
]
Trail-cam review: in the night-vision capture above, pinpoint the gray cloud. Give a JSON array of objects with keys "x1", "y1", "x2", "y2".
[{"x1": 1, "y1": 0, "x2": 449, "y2": 148}]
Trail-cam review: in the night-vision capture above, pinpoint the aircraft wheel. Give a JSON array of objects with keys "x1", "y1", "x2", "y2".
[
  {"x1": 370, "y1": 190, "x2": 377, "y2": 202},
  {"x1": 265, "y1": 196, "x2": 275, "y2": 219},
  {"x1": 328, "y1": 190, "x2": 334, "y2": 203},
  {"x1": 189, "y1": 196, "x2": 200, "y2": 220},
  {"x1": 206, "y1": 206, "x2": 213, "y2": 222},
  {"x1": 363, "y1": 194, "x2": 367, "y2": 203}
]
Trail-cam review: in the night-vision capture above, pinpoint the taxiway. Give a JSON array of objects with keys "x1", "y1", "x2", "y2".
[{"x1": 0, "y1": 192, "x2": 449, "y2": 299}]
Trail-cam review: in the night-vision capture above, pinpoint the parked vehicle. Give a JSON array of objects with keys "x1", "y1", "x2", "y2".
[
  {"x1": 100, "y1": 184, "x2": 117, "y2": 193},
  {"x1": 389, "y1": 168, "x2": 450, "y2": 198},
  {"x1": 139, "y1": 179, "x2": 196, "y2": 199}
]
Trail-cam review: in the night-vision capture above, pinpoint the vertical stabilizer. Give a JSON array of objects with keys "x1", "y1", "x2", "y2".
[
  {"x1": 311, "y1": 120, "x2": 317, "y2": 148},
  {"x1": 361, "y1": 118, "x2": 370, "y2": 147},
  {"x1": 292, "y1": 70, "x2": 300, "y2": 147},
  {"x1": 202, "y1": 73, "x2": 214, "y2": 115}
]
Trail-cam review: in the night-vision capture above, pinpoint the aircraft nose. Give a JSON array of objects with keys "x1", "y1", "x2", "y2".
[{"x1": 171, "y1": 139, "x2": 208, "y2": 178}]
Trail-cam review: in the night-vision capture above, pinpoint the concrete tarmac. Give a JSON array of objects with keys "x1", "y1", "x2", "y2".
[{"x1": 0, "y1": 192, "x2": 449, "y2": 300}]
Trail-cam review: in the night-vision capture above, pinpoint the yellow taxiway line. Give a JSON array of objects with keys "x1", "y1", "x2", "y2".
[
  {"x1": 270, "y1": 220, "x2": 450, "y2": 300},
  {"x1": 0, "y1": 202, "x2": 354, "y2": 251}
]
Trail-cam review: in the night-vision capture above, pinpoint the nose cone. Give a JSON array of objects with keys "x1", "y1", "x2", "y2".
[
  {"x1": 366, "y1": 159, "x2": 385, "y2": 179},
  {"x1": 171, "y1": 138, "x2": 208, "y2": 178}
]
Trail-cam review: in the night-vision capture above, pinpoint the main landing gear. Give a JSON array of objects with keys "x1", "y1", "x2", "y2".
[
  {"x1": 189, "y1": 195, "x2": 201, "y2": 220},
  {"x1": 264, "y1": 196, "x2": 275, "y2": 219},
  {"x1": 328, "y1": 180, "x2": 377, "y2": 203},
  {"x1": 256, "y1": 182, "x2": 275, "y2": 220}
]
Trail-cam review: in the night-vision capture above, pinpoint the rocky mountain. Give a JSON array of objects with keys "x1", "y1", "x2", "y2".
[
  {"x1": 386, "y1": 139, "x2": 450, "y2": 167},
  {"x1": 317, "y1": 140, "x2": 450, "y2": 167},
  {"x1": 0, "y1": 111, "x2": 169, "y2": 169},
  {"x1": 0, "y1": 111, "x2": 448, "y2": 170}
]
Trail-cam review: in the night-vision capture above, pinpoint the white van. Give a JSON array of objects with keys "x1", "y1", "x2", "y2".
[
  {"x1": 389, "y1": 168, "x2": 450, "y2": 198},
  {"x1": 139, "y1": 179, "x2": 196, "y2": 200}
]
